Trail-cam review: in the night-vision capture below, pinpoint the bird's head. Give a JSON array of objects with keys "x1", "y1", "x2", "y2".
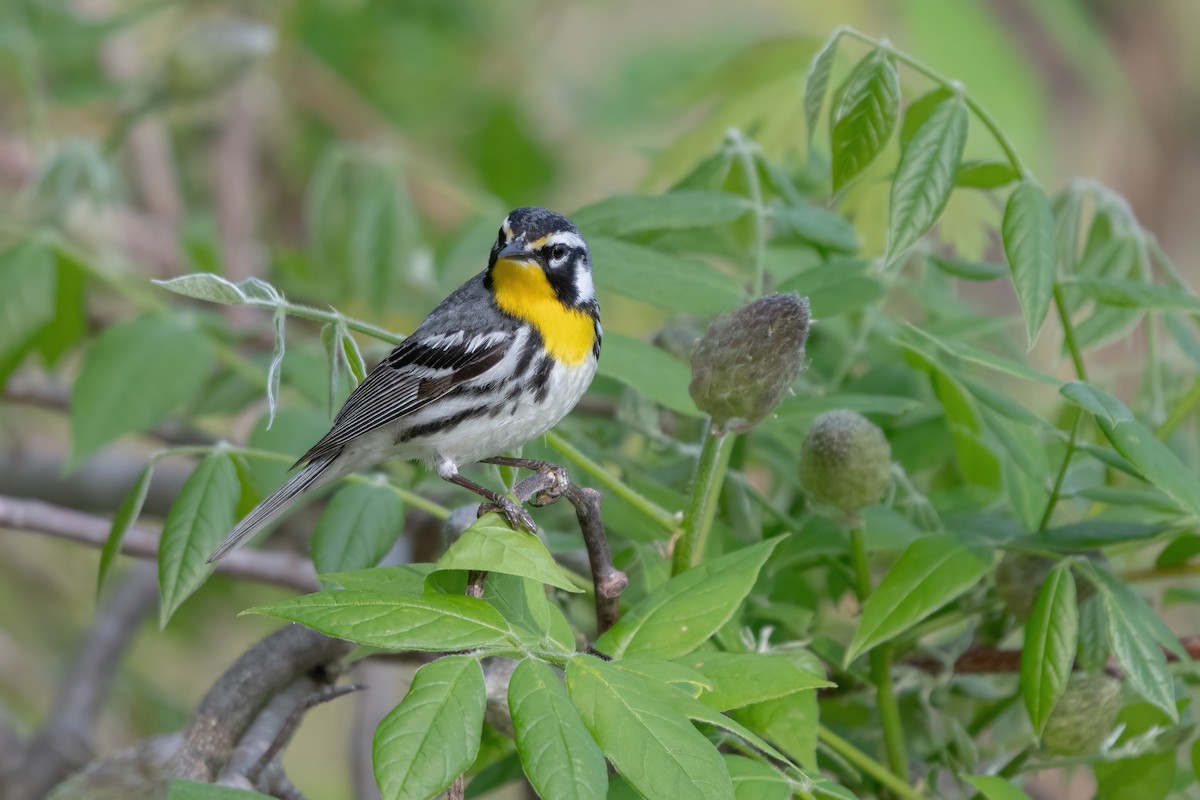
[{"x1": 487, "y1": 207, "x2": 594, "y2": 311}]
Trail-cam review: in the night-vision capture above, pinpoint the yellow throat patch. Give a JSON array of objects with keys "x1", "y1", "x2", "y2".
[{"x1": 492, "y1": 259, "x2": 594, "y2": 367}]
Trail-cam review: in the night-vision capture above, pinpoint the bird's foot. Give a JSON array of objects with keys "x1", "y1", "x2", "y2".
[
  {"x1": 478, "y1": 496, "x2": 538, "y2": 533},
  {"x1": 528, "y1": 464, "x2": 570, "y2": 507}
]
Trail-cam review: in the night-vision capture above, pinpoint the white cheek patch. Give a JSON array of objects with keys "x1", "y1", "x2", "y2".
[{"x1": 574, "y1": 265, "x2": 595, "y2": 303}]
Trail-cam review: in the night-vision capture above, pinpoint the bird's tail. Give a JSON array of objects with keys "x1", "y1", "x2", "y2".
[{"x1": 207, "y1": 456, "x2": 339, "y2": 563}]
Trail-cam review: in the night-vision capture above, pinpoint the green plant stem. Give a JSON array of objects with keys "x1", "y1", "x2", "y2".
[
  {"x1": 1053, "y1": 286, "x2": 1089, "y2": 382},
  {"x1": 249, "y1": 297, "x2": 404, "y2": 345},
  {"x1": 727, "y1": 129, "x2": 768, "y2": 298},
  {"x1": 817, "y1": 725, "x2": 925, "y2": 800},
  {"x1": 1037, "y1": 409, "x2": 1081, "y2": 531},
  {"x1": 1156, "y1": 377, "x2": 1200, "y2": 439},
  {"x1": 544, "y1": 431, "x2": 677, "y2": 531},
  {"x1": 671, "y1": 426, "x2": 736, "y2": 575},
  {"x1": 849, "y1": 527, "x2": 910, "y2": 785}
]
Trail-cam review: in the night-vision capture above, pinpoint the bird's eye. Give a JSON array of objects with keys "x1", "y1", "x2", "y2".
[{"x1": 549, "y1": 244, "x2": 568, "y2": 262}]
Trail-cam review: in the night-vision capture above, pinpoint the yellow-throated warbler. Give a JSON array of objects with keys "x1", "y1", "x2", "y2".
[{"x1": 208, "y1": 207, "x2": 600, "y2": 562}]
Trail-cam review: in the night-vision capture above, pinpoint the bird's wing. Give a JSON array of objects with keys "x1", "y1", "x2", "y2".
[{"x1": 295, "y1": 329, "x2": 513, "y2": 466}]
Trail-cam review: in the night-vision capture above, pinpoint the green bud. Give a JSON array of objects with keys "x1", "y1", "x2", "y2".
[
  {"x1": 688, "y1": 293, "x2": 809, "y2": 434},
  {"x1": 1041, "y1": 675, "x2": 1122, "y2": 755},
  {"x1": 996, "y1": 552, "x2": 1104, "y2": 620},
  {"x1": 799, "y1": 410, "x2": 891, "y2": 514},
  {"x1": 167, "y1": 20, "x2": 276, "y2": 101}
]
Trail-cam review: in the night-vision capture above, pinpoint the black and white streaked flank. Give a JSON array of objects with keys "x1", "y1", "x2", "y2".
[{"x1": 207, "y1": 207, "x2": 601, "y2": 562}]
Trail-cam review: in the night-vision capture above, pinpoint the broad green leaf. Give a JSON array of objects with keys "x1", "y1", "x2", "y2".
[
  {"x1": 71, "y1": 315, "x2": 215, "y2": 466},
  {"x1": 1084, "y1": 569, "x2": 1178, "y2": 721},
  {"x1": 434, "y1": 513, "x2": 583, "y2": 593},
  {"x1": 1084, "y1": 566, "x2": 1189, "y2": 662},
  {"x1": 319, "y1": 563, "x2": 435, "y2": 593},
  {"x1": 678, "y1": 652, "x2": 833, "y2": 710},
  {"x1": 733, "y1": 691, "x2": 819, "y2": 770},
  {"x1": 374, "y1": 655, "x2": 485, "y2": 800},
  {"x1": 33, "y1": 249, "x2": 88, "y2": 367},
  {"x1": 0, "y1": 241, "x2": 57, "y2": 368},
  {"x1": 615, "y1": 657, "x2": 713, "y2": 698},
  {"x1": 1002, "y1": 181, "x2": 1057, "y2": 351},
  {"x1": 1064, "y1": 382, "x2": 1200, "y2": 520},
  {"x1": 246, "y1": 590, "x2": 516, "y2": 651},
  {"x1": 724, "y1": 755, "x2": 791, "y2": 800},
  {"x1": 898, "y1": 87, "x2": 953, "y2": 148},
  {"x1": 167, "y1": 781, "x2": 272, "y2": 799},
  {"x1": 574, "y1": 191, "x2": 750, "y2": 238},
  {"x1": 595, "y1": 537, "x2": 783, "y2": 660},
  {"x1": 1022, "y1": 521, "x2": 1169, "y2": 551},
  {"x1": 596, "y1": 332, "x2": 700, "y2": 416},
  {"x1": 901, "y1": 323, "x2": 1060, "y2": 385},
  {"x1": 887, "y1": 93, "x2": 968, "y2": 261},
  {"x1": 955, "y1": 160, "x2": 1019, "y2": 190},
  {"x1": 509, "y1": 659, "x2": 607, "y2": 800},
  {"x1": 1095, "y1": 751, "x2": 1175, "y2": 800},
  {"x1": 810, "y1": 778, "x2": 858, "y2": 800},
  {"x1": 590, "y1": 237, "x2": 742, "y2": 315},
  {"x1": 930, "y1": 365, "x2": 1000, "y2": 488},
  {"x1": 153, "y1": 273, "x2": 250, "y2": 305},
  {"x1": 769, "y1": 202, "x2": 860, "y2": 252},
  {"x1": 803, "y1": 31, "x2": 840, "y2": 146},
  {"x1": 158, "y1": 453, "x2": 240, "y2": 626},
  {"x1": 97, "y1": 463, "x2": 153, "y2": 600},
  {"x1": 1003, "y1": 458, "x2": 1045, "y2": 533},
  {"x1": 845, "y1": 535, "x2": 993, "y2": 663},
  {"x1": 1076, "y1": 595, "x2": 1109, "y2": 674},
  {"x1": 1020, "y1": 564, "x2": 1077, "y2": 737},
  {"x1": 1070, "y1": 278, "x2": 1200, "y2": 312},
  {"x1": 829, "y1": 48, "x2": 899, "y2": 191},
  {"x1": 964, "y1": 776, "x2": 1033, "y2": 800},
  {"x1": 482, "y1": 572, "x2": 575, "y2": 652},
  {"x1": 310, "y1": 482, "x2": 405, "y2": 575},
  {"x1": 929, "y1": 256, "x2": 1007, "y2": 281},
  {"x1": 567, "y1": 656, "x2": 733, "y2": 800},
  {"x1": 778, "y1": 260, "x2": 883, "y2": 317}
]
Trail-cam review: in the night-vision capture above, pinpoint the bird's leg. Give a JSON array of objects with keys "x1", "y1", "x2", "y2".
[
  {"x1": 480, "y1": 456, "x2": 569, "y2": 506},
  {"x1": 439, "y1": 465, "x2": 537, "y2": 534}
]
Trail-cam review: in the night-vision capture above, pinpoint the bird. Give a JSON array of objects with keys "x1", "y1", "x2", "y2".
[{"x1": 207, "y1": 207, "x2": 601, "y2": 563}]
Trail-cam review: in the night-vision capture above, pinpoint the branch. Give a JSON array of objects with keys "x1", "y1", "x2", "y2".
[
  {"x1": 175, "y1": 625, "x2": 355, "y2": 782},
  {"x1": 5, "y1": 565, "x2": 158, "y2": 800},
  {"x1": 0, "y1": 494, "x2": 319, "y2": 593}
]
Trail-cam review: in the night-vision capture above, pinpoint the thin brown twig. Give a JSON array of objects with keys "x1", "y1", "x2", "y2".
[
  {"x1": 243, "y1": 684, "x2": 365, "y2": 786},
  {"x1": 0, "y1": 494, "x2": 319, "y2": 593}
]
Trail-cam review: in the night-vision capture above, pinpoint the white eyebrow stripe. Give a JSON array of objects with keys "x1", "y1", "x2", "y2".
[
  {"x1": 542, "y1": 231, "x2": 586, "y2": 250},
  {"x1": 502, "y1": 217, "x2": 513, "y2": 242}
]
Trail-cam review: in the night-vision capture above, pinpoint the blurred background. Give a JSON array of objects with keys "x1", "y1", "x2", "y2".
[{"x1": 2, "y1": 0, "x2": 1199, "y2": 797}]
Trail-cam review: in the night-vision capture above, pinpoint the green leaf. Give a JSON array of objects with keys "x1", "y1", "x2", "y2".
[
  {"x1": 1002, "y1": 181, "x2": 1058, "y2": 351},
  {"x1": 1077, "y1": 566, "x2": 1179, "y2": 721},
  {"x1": 153, "y1": 273, "x2": 252, "y2": 305},
  {"x1": 899, "y1": 88, "x2": 953, "y2": 148},
  {"x1": 158, "y1": 453, "x2": 240, "y2": 626},
  {"x1": 901, "y1": 323, "x2": 1060, "y2": 385},
  {"x1": 310, "y1": 482, "x2": 405, "y2": 575},
  {"x1": 566, "y1": 656, "x2": 734, "y2": 800},
  {"x1": 829, "y1": 48, "x2": 900, "y2": 191},
  {"x1": 594, "y1": 537, "x2": 783, "y2": 660},
  {"x1": 71, "y1": 315, "x2": 215, "y2": 466},
  {"x1": 724, "y1": 755, "x2": 791, "y2": 800},
  {"x1": 97, "y1": 462, "x2": 153, "y2": 600},
  {"x1": 887, "y1": 93, "x2": 968, "y2": 261},
  {"x1": 434, "y1": 513, "x2": 583, "y2": 593},
  {"x1": 845, "y1": 535, "x2": 993, "y2": 663},
  {"x1": 1070, "y1": 278, "x2": 1200, "y2": 312},
  {"x1": 1020, "y1": 564, "x2": 1077, "y2": 737},
  {"x1": 509, "y1": 659, "x2": 607, "y2": 800},
  {"x1": 482, "y1": 572, "x2": 572, "y2": 650},
  {"x1": 678, "y1": 652, "x2": 833, "y2": 710},
  {"x1": 319, "y1": 563, "x2": 433, "y2": 593},
  {"x1": 929, "y1": 256, "x2": 1007, "y2": 281},
  {"x1": 778, "y1": 260, "x2": 884, "y2": 318},
  {"x1": 590, "y1": 237, "x2": 742, "y2": 315},
  {"x1": 964, "y1": 776, "x2": 1033, "y2": 800},
  {"x1": 733, "y1": 691, "x2": 819, "y2": 770},
  {"x1": 34, "y1": 249, "x2": 88, "y2": 368},
  {"x1": 775, "y1": 393, "x2": 920, "y2": 418},
  {"x1": 1064, "y1": 382, "x2": 1200, "y2": 520},
  {"x1": 770, "y1": 202, "x2": 860, "y2": 252},
  {"x1": 955, "y1": 159, "x2": 1019, "y2": 190},
  {"x1": 1076, "y1": 595, "x2": 1109, "y2": 674},
  {"x1": 0, "y1": 240, "x2": 57, "y2": 371},
  {"x1": 374, "y1": 655, "x2": 486, "y2": 800},
  {"x1": 596, "y1": 332, "x2": 700, "y2": 416},
  {"x1": 574, "y1": 191, "x2": 750, "y2": 238},
  {"x1": 167, "y1": 781, "x2": 272, "y2": 800},
  {"x1": 803, "y1": 31, "x2": 840, "y2": 147},
  {"x1": 614, "y1": 657, "x2": 713, "y2": 698},
  {"x1": 246, "y1": 590, "x2": 516, "y2": 652}
]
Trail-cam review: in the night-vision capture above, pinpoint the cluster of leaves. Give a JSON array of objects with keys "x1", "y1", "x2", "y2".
[{"x1": 5, "y1": 12, "x2": 1200, "y2": 800}]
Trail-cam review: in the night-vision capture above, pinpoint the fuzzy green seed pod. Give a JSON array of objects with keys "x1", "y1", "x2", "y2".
[
  {"x1": 167, "y1": 21, "x2": 276, "y2": 101},
  {"x1": 688, "y1": 293, "x2": 809, "y2": 434},
  {"x1": 1042, "y1": 675, "x2": 1122, "y2": 755},
  {"x1": 996, "y1": 552, "x2": 1104, "y2": 620},
  {"x1": 799, "y1": 410, "x2": 891, "y2": 514}
]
